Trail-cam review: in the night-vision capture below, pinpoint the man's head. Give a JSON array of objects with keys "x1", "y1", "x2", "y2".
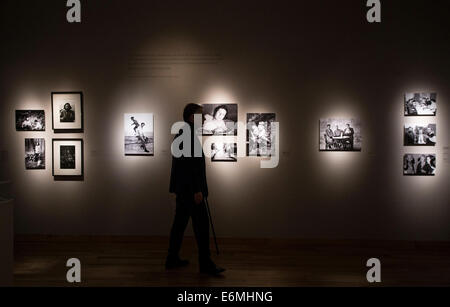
[
  {"x1": 64, "y1": 103, "x2": 72, "y2": 111},
  {"x1": 183, "y1": 103, "x2": 203, "y2": 123},
  {"x1": 141, "y1": 123, "x2": 145, "y2": 127},
  {"x1": 327, "y1": 124, "x2": 331, "y2": 129}
]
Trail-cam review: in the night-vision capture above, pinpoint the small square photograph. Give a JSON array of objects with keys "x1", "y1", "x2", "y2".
[
  {"x1": 403, "y1": 154, "x2": 436, "y2": 176},
  {"x1": 52, "y1": 139, "x2": 83, "y2": 178},
  {"x1": 404, "y1": 93, "x2": 437, "y2": 116},
  {"x1": 320, "y1": 118, "x2": 362, "y2": 151},
  {"x1": 25, "y1": 138, "x2": 45, "y2": 170},
  {"x1": 247, "y1": 113, "x2": 276, "y2": 157},
  {"x1": 16, "y1": 110, "x2": 45, "y2": 131},
  {"x1": 202, "y1": 104, "x2": 238, "y2": 136},
  {"x1": 52, "y1": 92, "x2": 83, "y2": 132},
  {"x1": 211, "y1": 143, "x2": 237, "y2": 162},
  {"x1": 124, "y1": 113, "x2": 154, "y2": 155},
  {"x1": 404, "y1": 123, "x2": 436, "y2": 146}
]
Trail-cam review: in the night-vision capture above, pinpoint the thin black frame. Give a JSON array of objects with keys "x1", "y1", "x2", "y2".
[
  {"x1": 51, "y1": 91, "x2": 84, "y2": 133},
  {"x1": 52, "y1": 138, "x2": 84, "y2": 180}
]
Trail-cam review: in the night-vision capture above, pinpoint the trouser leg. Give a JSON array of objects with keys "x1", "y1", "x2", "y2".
[
  {"x1": 191, "y1": 200, "x2": 211, "y2": 262},
  {"x1": 168, "y1": 196, "x2": 191, "y2": 257}
]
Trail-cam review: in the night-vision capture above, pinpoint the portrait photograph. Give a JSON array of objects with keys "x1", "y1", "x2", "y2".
[
  {"x1": 124, "y1": 113, "x2": 154, "y2": 155},
  {"x1": 404, "y1": 123, "x2": 436, "y2": 146},
  {"x1": 404, "y1": 93, "x2": 437, "y2": 116},
  {"x1": 320, "y1": 118, "x2": 362, "y2": 151},
  {"x1": 15, "y1": 110, "x2": 45, "y2": 131},
  {"x1": 52, "y1": 139, "x2": 83, "y2": 178},
  {"x1": 246, "y1": 113, "x2": 276, "y2": 157},
  {"x1": 403, "y1": 154, "x2": 436, "y2": 176},
  {"x1": 25, "y1": 138, "x2": 45, "y2": 170},
  {"x1": 202, "y1": 104, "x2": 238, "y2": 136},
  {"x1": 52, "y1": 92, "x2": 83, "y2": 132},
  {"x1": 211, "y1": 143, "x2": 237, "y2": 162}
]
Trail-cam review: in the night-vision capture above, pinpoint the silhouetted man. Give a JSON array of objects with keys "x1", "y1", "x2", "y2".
[{"x1": 167, "y1": 103, "x2": 225, "y2": 275}]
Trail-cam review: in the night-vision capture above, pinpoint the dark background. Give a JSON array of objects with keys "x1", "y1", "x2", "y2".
[{"x1": 0, "y1": 0, "x2": 449, "y2": 240}]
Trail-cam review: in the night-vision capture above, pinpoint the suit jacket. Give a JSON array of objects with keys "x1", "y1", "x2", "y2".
[{"x1": 169, "y1": 123, "x2": 209, "y2": 197}]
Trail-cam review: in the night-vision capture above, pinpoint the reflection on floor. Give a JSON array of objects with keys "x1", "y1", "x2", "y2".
[{"x1": 14, "y1": 236, "x2": 450, "y2": 287}]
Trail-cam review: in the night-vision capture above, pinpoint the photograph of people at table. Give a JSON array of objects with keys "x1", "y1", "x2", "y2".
[
  {"x1": 404, "y1": 92, "x2": 437, "y2": 116},
  {"x1": 320, "y1": 118, "x2": 361, "y2": 151}
]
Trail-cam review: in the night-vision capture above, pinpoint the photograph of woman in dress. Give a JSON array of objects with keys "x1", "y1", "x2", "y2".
[{"x1": 202, "y1": 104, "x2": 237, "y2": 135}]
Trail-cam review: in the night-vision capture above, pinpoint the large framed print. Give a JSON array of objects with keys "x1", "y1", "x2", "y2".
[
  {"x1": 403, "y1": 154, "x2": 436, "y2": 176},
  {"x1": 404, "y1": 93, "x2": 437, "y2": 116},
  {"x1": 246, "y1": 113, "x2": 276, "y2": 157},
  {"x1": 52, "y1": 139, "x2": 84, "y2": 179},
  {"x1": 124, "y1": 113, "x2": 154, "y2": 155},
  {"x1": 16, "y1": 110, "x2": 45, "y2": 131},
  {"x1": 202, "y1": 104, "x2": 238, "y2": 136},
  {"x1": 320, "y1": 118, "x2": 362, "y2": 151},
  {"x1": 52, "y1": 92, "x2": 83, "y2": 132}
]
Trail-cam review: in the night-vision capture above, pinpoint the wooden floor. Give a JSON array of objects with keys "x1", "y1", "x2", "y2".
[{"x1": 14, "y1": 236, "x2": 450, "y2": 287}]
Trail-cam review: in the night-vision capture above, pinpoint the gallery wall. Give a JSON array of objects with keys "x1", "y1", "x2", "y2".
[{"x1": 0, "y1": 0, "x2": 449, "y2": 240}]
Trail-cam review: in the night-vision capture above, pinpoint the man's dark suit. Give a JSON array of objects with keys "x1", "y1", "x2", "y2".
[{"x1": 168, "y1": 123, "x2": 210, "y2": 261}]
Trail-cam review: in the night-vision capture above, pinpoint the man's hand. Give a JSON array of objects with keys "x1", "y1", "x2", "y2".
[{"x1": 194, "y1": 192, "x2": 203, "y2": 205}]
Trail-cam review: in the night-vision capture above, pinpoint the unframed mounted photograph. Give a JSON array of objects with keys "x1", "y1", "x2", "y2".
[
  {"x1": 246, "y1": 113, "x2": 276, "y2": 157},
  {"x1": 211, "y1": 143, "x2": 237, "y2": 162},
  {"x1": 404, "y1": 123, "x2": 436, "y2": 146},
  {"x1": 25, "y1": 138, "x2": 45, "y2": 170},
  {"x1": 404, "y1": 93, "x2": 437, "y2": 116},
  {"x1": 16, "y1": 110, "x2": 45, "y2": 131},
  {"x1": 320, "y1": 118, "x2": 362, "y2": 151},
  {"x1": 124, "y1": 113, "x2": 154, "y2": 155},
  {"x1": 202, "y1": 104, "x2": 238, "y2": 136},
  {"x1": 403, "y1": 154, "x2": 436, "y2": 176},
  {"x1": 52, "y1": 92, "x2": 83, "y2": 132}
]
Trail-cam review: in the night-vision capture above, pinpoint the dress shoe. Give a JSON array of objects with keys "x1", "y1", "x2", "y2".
[{"x1": 199, "y1": 260, "x2": 226, "y2": 275}]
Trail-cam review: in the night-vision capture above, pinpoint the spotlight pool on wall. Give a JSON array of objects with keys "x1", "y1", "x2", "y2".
[{"x1": 319, "y1": 118, "x2": 361, "y2": 151}]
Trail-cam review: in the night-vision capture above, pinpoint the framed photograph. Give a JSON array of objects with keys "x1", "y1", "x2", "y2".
[
  {"x1": 404, "y1": 123, "x2": 436, "y2": 146},
  {"x1": 211, "y1": 143, "x2": 237, "y2": 162},
  {"x1": 25, "y1": 138, "x2": 45, "y2": 170},
  {"x1": 15, "y1": 110, "x2": 45, "y2": 131},
  {"x1": 404, "y1": 93, "x2": 437, "y2": 116},
  {"x1": 124, "y1": 113, "x2": 154, "y2": 155},
  {"x1": 202, "y1": 104, "x2": 237, "y2": 136},
  {"x1": 52, "y1": 139, "x2": 84, "y2": 178},
  {"x1": 246, "y1": 113, "x2": 276, "y2": 157},
  {"x1": 404, "y1": 154, "x2": 436, "y2": 176},
  {"x1": 51, "y1": 92, "x2": 83, "y2": 132},
  {"x1": 320, "y1": 118, "x2": 362, "y2": 151}
]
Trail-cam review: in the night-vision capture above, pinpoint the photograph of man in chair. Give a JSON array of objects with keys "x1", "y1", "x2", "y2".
[{"x1": 321, "y1": 119, "x2": 361, "y2": 151}]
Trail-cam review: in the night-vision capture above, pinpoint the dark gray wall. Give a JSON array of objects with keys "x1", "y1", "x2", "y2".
[{"x1": 1, "y1": 0, "x2": 449, "y2": 240}]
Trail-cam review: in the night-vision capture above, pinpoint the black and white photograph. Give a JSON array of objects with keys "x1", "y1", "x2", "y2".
[
  {"x1": 211, "y1": 142, "x2": 237, "y2": 162},
  {"x1": 320, "y1": 118, "x2": 362, "y2": 151},
  {"x1": 404, "y1": 93, "x2": 437, "y2": 116},
  {"x1": 60, "y1": 146, "x2": 76, "y2": 169},
  {"x1": 15, "y1": 110, "x2": 45, "y2": 131},
  {"x1": 25, "y1": 138, "x2": 45, "y2": 170},
  {"x1": 404, "y1": 123, "x2": 436, "y2": 146},
  {"x1": 403, "y1": 154, "x2": 436, "y2": 176},
  {"x1": 124, "y1": 113, "x2": 154, "y2": 155},
  {"x1": 202, "y1": 104, "x2": 238, "y2": 136},
  {"x1": 52, "y1": 139, "x2": 83, "y2": 178},
  {"x1": 246, "y1": 113, "x2": 276, "y2": 157},
  {"x1": 52, "y1": 92, "x2": 83, "y2": 132}
]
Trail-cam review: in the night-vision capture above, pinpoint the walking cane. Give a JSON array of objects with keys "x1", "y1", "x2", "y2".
[{"x1": 205, "y1": 197, "x2": 220, "y2": 255}]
